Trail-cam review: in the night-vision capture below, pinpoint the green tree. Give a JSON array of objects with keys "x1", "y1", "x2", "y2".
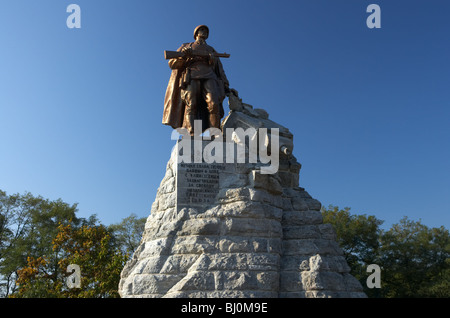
[
  {"x1": 1, "y1": 189, "x2": 146, "y2": 298},
  {"x1": 379, "y1": 217, "x2": 450, "y2": 298},
  {"x1": 13, "y1": 222, "x2": 127, "y2": 298},
  {"x1": 321, "y1": 205, "x2": 384, "y2": 297},
  {"x1": 0, "y1": 190, "x2": 93, "y2": 297},
  {"x1": 322, "y1": 205, "x2": 450, "y2": 298},
  {"x1": 108, "y1": 213, "x2": 146, "y2": 255}
]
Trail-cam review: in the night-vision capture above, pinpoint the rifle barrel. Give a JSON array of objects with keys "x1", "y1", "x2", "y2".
[{"x1": 164, "y1": 50, "x2": 230, "y2": 60}]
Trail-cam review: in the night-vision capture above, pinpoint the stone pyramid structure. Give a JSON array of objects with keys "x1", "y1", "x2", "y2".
[{"x1": 118, "y1": 92, "x2": 366, "y2": 298}]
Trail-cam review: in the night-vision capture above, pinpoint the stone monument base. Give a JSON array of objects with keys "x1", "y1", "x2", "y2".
[
  {"x1": 119, "y1": 96, "x2": 366, "y2": 298},
  {"x1": 118, "y1": 140, "x2": 366, "y2": 298}
]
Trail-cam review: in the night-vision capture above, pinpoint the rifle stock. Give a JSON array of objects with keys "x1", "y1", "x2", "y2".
[{"x1": 164, "y1": 50, "x2": 230, "y2": 60}]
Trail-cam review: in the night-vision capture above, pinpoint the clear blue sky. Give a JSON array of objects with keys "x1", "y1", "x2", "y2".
[{"x1": 1, "y1": 0, "x2": 449, "y2": 230}]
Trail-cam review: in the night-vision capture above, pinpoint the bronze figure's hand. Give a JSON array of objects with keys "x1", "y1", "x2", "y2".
[
  {"x1": 181, "y1": 47, "x2": 193, "y2": 58},
  {"x1": 208, "y1": 52, "x2": 216, "y2": 65}
]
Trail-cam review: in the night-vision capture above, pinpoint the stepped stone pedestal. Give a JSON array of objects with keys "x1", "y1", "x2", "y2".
[{"x1": 118, "y1": 99, "x2": 366, "y2": 298}]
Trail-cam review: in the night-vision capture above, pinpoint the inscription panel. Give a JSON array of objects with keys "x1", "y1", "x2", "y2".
[{"x1": 176, "y1": 162, "x2": 234, "y2": 211}]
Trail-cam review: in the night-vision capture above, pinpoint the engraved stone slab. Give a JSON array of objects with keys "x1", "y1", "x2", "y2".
[{"x1": 176, "y1": 162, "x2": 237, "y2": 211}]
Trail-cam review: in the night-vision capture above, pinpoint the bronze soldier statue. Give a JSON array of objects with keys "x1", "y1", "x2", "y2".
[{"x1": 162, "y1": 25, "x2": 230, "y2": 135}]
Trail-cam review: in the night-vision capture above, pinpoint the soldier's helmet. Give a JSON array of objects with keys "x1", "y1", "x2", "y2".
[{"x1": 193, "y1": 25, "x2": 209, "y2": 39}]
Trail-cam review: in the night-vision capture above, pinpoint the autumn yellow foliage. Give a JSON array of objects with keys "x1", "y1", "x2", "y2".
[{"x1": 12, "y1": 222, "x2": 127, "y2": 298}]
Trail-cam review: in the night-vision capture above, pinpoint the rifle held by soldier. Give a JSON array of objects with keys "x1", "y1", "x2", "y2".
[{"x1": 164, "y1": 50, "x2": 230, "y2": 60}]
